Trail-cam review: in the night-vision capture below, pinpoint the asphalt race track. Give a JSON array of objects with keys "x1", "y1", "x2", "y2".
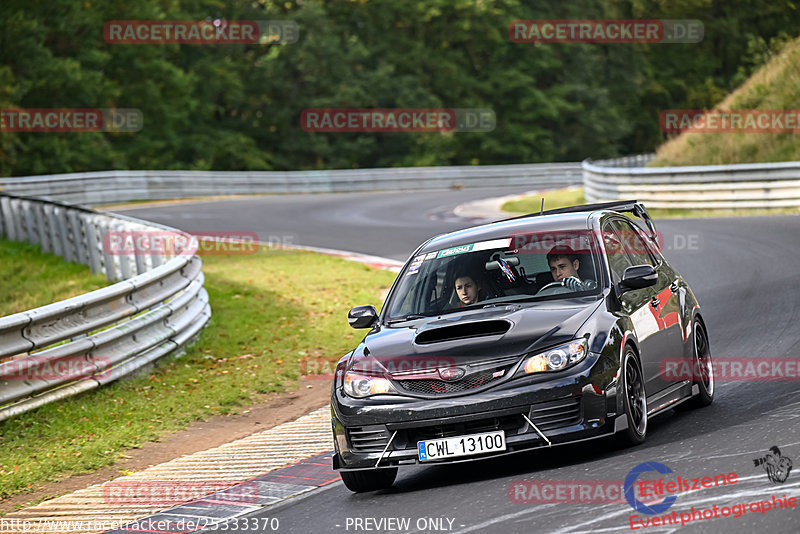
[
  {"x1": 116, "y1": 191, "x2": 800, "y2": 534},
  {"x1": 112, "y1": 186, "x2": 569, "y2": 261}
]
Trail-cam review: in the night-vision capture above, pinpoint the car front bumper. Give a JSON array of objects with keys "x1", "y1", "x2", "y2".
[{"x1": 331, "y1": 352, "x2": 621, "y2": 471}]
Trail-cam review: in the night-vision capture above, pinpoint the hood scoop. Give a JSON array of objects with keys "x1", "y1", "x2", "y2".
[{"x1": 415, "y1": 320, "x2": 511, "y2": 345}]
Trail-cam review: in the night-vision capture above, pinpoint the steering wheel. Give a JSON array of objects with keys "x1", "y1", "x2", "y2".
[
  {"x1": 536, "y1": 281, "x2": 572, "y2": 296},
  {"x1": 538, "y1": 281, "x2": 565, "y2": 292}
]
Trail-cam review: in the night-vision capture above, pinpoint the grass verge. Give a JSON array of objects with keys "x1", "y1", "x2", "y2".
[
  {"x1": 0, "y1": 240, "x2": 109, "y2": 316},
  {"x1": 0, "y1": 246, "x2": 395, "y2": 503},
  {"x1": 501, "y1": 187, "x2": 800, "y2": 218}
]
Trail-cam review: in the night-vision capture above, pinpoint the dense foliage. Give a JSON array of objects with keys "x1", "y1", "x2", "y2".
[{"x1": 1, "y1": 0, "x2": 797, "y2": 175}]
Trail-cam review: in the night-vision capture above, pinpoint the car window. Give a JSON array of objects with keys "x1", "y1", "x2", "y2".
[
  {"x1": 385, "y1": 234, "x2": 603, "y2": 320},
  {"x1": 611, "y1": 218, "x2": 657, "y2": 267},
  {"x1": 602, "y1": 222, "x2": 633, "y2": 283}
]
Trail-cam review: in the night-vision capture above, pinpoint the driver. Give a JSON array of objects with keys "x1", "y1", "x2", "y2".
[{"x1": 546, "y1": 244, "x2": 591, "y2": 291}]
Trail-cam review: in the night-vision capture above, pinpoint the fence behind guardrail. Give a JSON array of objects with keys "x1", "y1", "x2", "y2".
[{"x1": 583, "y1": 155, "x2": 800, "y2": 209}]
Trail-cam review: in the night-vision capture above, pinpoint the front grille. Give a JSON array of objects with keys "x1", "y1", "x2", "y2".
[
  {"x1": 404, "y1": 414, "x2": 526, "y2": 444},
  {"x1": 529, "y1": 397, "x2": 582, "y2": 430},
  {"x1": 395, "y1": 366, "x2": 509, "y2": 396},
  {"x1": 347, "y1": 426, "x2": 391, "y2": 452}
]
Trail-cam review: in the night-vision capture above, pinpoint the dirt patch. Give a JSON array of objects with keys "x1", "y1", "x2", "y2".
[
  {"x1": 0, "y1": 378, "x2": 331, "y2": 515},
  {"x1": 99, "y1": 195, "x2": 270, "y2": 211}
]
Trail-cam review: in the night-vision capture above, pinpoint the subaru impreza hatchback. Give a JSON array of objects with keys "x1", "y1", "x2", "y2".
[{"x1": 330, "y1": 201, "x2": 713, "y2": 492}]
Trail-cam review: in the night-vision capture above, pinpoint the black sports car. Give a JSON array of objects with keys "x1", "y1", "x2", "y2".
[{"x1": 330, "y1": 201, "x2": 714, "y2": 492}]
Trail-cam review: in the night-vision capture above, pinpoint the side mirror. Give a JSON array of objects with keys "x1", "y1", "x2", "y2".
[
  {"x1": 620, "y1": 264, "x2": 658, "y2": 291},
  {"x1": 348, "y1": 305, "x2": 379, "y2": 329}
]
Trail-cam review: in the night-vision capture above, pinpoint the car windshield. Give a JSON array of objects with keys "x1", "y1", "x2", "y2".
[{"x1": 386, "y1": 231, "x2": 603, "y2": 321}]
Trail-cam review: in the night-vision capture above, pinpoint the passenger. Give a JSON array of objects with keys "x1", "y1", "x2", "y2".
[{"x1": 454, "y1": 271, "x2": 483, "y2": 306}]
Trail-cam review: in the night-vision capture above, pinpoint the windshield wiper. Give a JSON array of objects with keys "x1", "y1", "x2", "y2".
[
  {"x1": 482, "y1": 295, "x2": 541, "y2": 304},
  {"x1": 386, "y1": 314, "x2": 429, "y2": 324}
]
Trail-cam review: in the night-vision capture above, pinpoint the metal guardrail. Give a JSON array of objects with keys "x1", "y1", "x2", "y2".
[
  {"x1": 583, "y1": 155, "x2": 800, "y2": 209},
  {"x1": 0, "y1": 193, "x2": 210, "y2": 422},
  {"x1": 0, "y1": 163, "x2": 583, "y2": 205}
]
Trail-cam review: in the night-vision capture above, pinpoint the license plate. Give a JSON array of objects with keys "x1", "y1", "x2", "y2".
[{"x1": 417, "y1": 431, "x2": 506, "y2": 462}]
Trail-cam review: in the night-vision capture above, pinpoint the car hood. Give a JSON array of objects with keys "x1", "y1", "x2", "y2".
[{"x1": 349, "y1": 299, "x2": 603, "y2": 373}]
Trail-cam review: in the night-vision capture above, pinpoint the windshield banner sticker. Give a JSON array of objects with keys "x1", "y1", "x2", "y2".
[
  {"x1": 434, "y1": 239, "x2": 511, "y2": 259},
  {"x1": 437, "y1": 244, "x2": 474, "y2": 258}
]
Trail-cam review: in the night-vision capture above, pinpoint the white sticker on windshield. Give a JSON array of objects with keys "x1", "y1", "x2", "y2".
[
  {"x1": 429, "y1": 238, "x2": 512, "y2": 260},
  {"x1": 471, "y1": 238, "x2": 512, "y2": 252}
]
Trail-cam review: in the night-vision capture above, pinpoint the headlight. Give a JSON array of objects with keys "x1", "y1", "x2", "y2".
[
  {"x1": 343, "y1": 371, "x2": 398, "y2": 398},
  {"x1": 521, "y1": 339, "x2": 588, "y2": 375}
]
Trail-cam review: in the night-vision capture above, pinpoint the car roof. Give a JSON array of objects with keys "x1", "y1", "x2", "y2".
[{"x1": 418, "y1": 212, "x2": 596, "y2": 254}]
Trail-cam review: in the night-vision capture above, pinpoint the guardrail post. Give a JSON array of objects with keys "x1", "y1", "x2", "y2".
[
  {"x1": 116, "y1": 222, "x2": 133, "y2": 281},
  {"x1": 1, "y1": 197, "x2": 17, "y2": 241},
  {"x1": 97, "y1": 216, "x2": 118, "y2": 280},
  {"x1": 133, "y1": 227, "x2": 149, "y2": 275},
  {"x1": 66, "y1": 210, "x2": 87, "y2": 265},
  {"x1": 150, "y1": 246, "x2": 164, "y2": 268},
  {"x1": 0, "y1": 198, "x2": 5, "y2": 239},
  {"x1": 23, "y1": 201, "x2": 38, "y2": 246},
  {"x1": 82, "y1": 213, "x2": 103, "y2": 274},
  {"x1": 44, "y1": 204, "x2": 64, "y2": 257},
  {"x1": 54, "y1": 206, "x2": 75, "y2": 263},
  {"x1": 10, "y1": 198, "x2": 27, "y2": 242},
  {"x1": 34, "y1": 202, "x2": 51, "y2": 253}
]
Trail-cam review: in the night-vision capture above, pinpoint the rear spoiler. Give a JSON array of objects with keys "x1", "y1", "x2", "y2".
[{"x1": 502, "y1": 199, "x2": 659, "y2": 243}]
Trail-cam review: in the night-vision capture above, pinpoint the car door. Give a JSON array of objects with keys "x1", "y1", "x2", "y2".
[
  {"x1": 611, "y1": 218, "x2": 685, "y2": 394},
  {"x1": 602, "y1": 218, "x2": 662, "y2": 396}
]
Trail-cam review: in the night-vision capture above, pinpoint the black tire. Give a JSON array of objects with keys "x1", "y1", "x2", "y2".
[
  {"x1": 617, "y1": 348, "x2": 647, "y2": 446},
  {"x1": 340, "y1": 467, "x2": 398, "y2": 493},
  {"x1": 688, "y1": 320, "x2": 714, "y2": 408}
]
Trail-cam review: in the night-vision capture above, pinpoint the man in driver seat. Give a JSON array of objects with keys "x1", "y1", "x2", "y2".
[{"x1": 546, "y1": 244, "x2": 593, "y2": 291}]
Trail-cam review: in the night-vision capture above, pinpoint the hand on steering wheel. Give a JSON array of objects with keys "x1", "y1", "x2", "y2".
[
  {"x1": 538, "y1": 276, "x2": 585, "y2": 294},
  {"x1": 562, "y1": 276, "x2": 583, "y2": 291}
]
